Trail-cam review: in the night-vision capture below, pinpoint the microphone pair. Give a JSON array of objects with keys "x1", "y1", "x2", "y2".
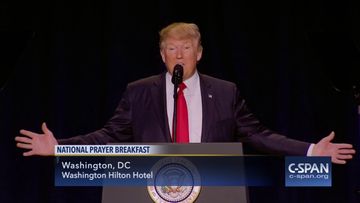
[{"x1": 171, "y1": 64, "x2": 183, "y2": 85}]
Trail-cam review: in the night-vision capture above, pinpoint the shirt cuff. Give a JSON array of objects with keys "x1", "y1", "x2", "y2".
[{"x1": 306, "y1": 143, "x2": 315, "y2": 156}]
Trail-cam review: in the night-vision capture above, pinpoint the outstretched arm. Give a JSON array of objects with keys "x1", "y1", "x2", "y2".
[
  {"x1": 312, "y1": 131, "x2": 356, "y2": 164},
  {"x1": 15, "y1": 122, "x2": 58, "y2": 156}
]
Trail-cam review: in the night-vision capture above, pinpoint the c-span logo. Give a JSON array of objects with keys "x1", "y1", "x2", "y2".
[
  {"x1": 147, "y1": 157, "x2": 201, "y2": 203},
  {"x1": 285, "y1": 157, "x2": 332, "y2": 187}
]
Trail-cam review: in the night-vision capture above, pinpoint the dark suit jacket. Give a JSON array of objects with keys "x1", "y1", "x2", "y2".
[{"x1": 59, "y1": 72, "x2": 310, "y2": 155}]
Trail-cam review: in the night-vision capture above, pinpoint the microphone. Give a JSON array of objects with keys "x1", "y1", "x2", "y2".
[
  {"x1": 171, "y1": 64, "x2": 183, "y2": 143},
  {"x1": 171, "y1": 64, "x2": 183, "y2": 85}
]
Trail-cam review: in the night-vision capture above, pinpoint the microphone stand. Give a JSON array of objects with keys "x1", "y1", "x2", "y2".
[
  {"x1": 171, "y1": 64, "x2": 183, "y2": 143},
  {"x1": 173, "y1": 83, "x2": 179, "y2": 143}
]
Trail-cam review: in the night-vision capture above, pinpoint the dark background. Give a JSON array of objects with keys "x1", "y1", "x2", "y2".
[{"x1": 1, "y1": 1, "x2": 360, "y2": 203}]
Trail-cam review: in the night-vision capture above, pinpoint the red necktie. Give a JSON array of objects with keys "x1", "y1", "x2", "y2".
[{"x1": 175, "y1": 82, "x2": 189, "y2": 143}]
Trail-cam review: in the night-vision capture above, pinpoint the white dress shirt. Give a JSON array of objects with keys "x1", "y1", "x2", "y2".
[{"x1": 166, "y1": 71, "x2": 202, "y2": 143}]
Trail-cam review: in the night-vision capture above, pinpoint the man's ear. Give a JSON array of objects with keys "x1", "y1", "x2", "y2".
[
  {"x1": 160, "y1": 50, "x2": 166, "y2": 63},
  {"x1": 197, "y1": 48, "x2": 203, "y2": 61}
]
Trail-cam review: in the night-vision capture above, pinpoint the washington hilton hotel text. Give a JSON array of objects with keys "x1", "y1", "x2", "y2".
[
  {"x1": 61, "y1": 161, "x2": 152, "y2": 181},
  {"x1": 57, "y1": 145, "x2": 153, "y2": 181}
]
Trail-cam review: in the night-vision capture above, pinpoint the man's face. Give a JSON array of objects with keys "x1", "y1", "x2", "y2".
[{"x1": 160, "y1": 37, "x2": 202, "y2": 80}]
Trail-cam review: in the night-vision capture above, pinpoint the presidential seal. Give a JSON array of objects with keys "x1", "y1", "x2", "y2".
[{"x1": 147, "y1": 157, "x2": 201, "y2": 203}]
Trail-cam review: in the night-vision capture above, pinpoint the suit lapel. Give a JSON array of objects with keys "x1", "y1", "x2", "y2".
[
  {"x1": 151, "y1": 73, "x2": 172, "y2": 142},
  {"x1": 199, "y1": 74, "x2": 217, "y2": 142}
]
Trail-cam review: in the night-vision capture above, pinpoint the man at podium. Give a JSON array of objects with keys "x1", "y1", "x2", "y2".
[{"x1": 15, "y1": 22, "x2": 355, "y2": 164}]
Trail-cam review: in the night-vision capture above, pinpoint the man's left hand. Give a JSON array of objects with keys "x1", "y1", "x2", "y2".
[{"x1": 312, "y1": 131, "x2": 356, "y2": 164}]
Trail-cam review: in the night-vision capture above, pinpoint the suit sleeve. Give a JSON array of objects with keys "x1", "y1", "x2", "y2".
[
  {"x1": 58, "y1": 86, "x2": 133, "y2": 145},
  {"x1": 233, "y1": 86, "x2": 311, "y2": 155}
]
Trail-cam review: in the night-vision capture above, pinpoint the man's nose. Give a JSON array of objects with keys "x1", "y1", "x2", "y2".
[{"x1": 176, "y1": 50, "x2": 183, "y2": 58}]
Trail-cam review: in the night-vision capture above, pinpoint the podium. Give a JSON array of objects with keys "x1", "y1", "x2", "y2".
[{"x1": 101, "y1": 143, "x2": 249, "y2": 203}]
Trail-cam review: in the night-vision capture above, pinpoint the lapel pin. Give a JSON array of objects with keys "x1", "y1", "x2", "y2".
[{"x1": 208, "y1": 94, "x2": 213, "y2": 98}]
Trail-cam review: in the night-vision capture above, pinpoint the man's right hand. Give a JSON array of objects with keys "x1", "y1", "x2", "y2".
[{"x1": 15, "y1": 122, "x2": 58, "y2": 156}]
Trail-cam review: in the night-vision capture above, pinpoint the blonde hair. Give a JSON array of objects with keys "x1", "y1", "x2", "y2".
[{"x1": 159, "y1": 22, "x2": 202, "y2": 51}]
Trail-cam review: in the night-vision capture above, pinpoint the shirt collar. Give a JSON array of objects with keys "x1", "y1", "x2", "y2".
[{"x1": 166, "y1": 71, "x2": 199, "y2": 94}]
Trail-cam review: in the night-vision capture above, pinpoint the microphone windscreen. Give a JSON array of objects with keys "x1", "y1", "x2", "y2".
[{"x1": 171, "y1": 64, "x2": 183, "y2": 85}]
